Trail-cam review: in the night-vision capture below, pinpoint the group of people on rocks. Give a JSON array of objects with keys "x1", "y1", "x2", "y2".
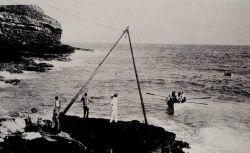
[
  {"x1": 49, "y1": 90, "x2": 185, "y2": 131},
  {"x1": 2, "y1": 91, "x2": 186, "y2": 135},
  {"x1": 51, "y1": 92, "x2": 120, "y2": 131},
  {"x1": 80, "y1": 92, "x2": 119, "y2": 123}
]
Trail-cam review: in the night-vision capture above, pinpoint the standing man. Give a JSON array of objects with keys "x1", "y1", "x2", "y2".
[
  {"x1": 81, "y1": 93, "x2": 92, "y2": 118},
  {"x1": 166, "y1": 91, "x2": 186, "y2": 115},
  {"x1": 110, "y1": 93, "x2": 118, "y2": 123},
  {"x1": 53, "y1": 96, "x2": 61, "y2": 131}
]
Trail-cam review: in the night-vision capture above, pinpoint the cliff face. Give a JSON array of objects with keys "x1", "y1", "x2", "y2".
[
  {"x1": 0, "y1": 5, "x2": 75, "y2": 74},
  {"x1": 0, "y1": 5, "x2": 62, "y2": 48}
]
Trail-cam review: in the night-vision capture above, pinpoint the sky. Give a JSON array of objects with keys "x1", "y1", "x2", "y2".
[{"x1": 1, "y1": 0, "x2": 250, "y2": 45}]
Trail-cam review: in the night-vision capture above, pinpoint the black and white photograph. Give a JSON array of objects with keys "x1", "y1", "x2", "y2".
[{"x1": 0, "y1": 0, "x2": 249, "y2": 153}]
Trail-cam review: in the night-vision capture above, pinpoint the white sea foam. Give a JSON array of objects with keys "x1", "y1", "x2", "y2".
[
  {"x1": 0, "y1": 71, "x2": 37, "y2": 80},
  {"x1": 22, "y1": 132, "x2": 42, "y2": 140},
  {"x1": 0, "y1": 81, "x2": 11, "y2": 88},
  {"x1": 147, "y1": 101, "x2": 250, "y2": 153},
  {"x1": 191, "y1": 127, "x2": 250, "y2": 153},
  {"x1": 0, "y1": 118, "x2": 26, "y2": 138},
  {"x1": 43, "y1": 51, "x2": 99, "y2": 71}
]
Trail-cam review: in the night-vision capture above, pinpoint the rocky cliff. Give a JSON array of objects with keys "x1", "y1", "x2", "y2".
[
  {"x1": 0, "y1": 5, "x2": 62, "y2": 48},
  {"x1": 0, "y1": 5, "x2": 75, "y2": 76}
]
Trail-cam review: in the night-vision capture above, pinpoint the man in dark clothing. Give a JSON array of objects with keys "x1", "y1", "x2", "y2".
[
  {"x1": 81, "y1": 93, "x2": 92, "y2": 118},
  {"x1": 53, "y1": 96, "x2": 61, "y2": 131},
  {"x1": 166, "y1": 91, "x2": 186, "y2": 115}
]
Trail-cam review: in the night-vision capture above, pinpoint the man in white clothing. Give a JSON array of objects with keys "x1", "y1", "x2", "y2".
[{"x1": 110, "y1": 93, "x2": 118, "y2": 123}]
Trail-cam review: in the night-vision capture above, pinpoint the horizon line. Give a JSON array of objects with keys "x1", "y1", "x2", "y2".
[{"x1": 62, "y1": 41, "x2": 250, "y2": 47}]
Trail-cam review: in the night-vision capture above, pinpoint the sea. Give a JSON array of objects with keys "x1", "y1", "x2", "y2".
[{"x1": 0, "y1": 43, "x2": 250, "y2": 153}]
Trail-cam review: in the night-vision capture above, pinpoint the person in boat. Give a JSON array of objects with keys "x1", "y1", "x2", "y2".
[
  {"x1": 110, "y1": 93, "x2": 118, "y2": 123},
  {"x1": 81, "y1": 93, "x2": 92, "y2": 118},
  {"x1": 166, "y1": 91, "x2": 186, "y2": 115},
  {"x1": 53, "y1": 96, "x2": 61, "y2": 131}
]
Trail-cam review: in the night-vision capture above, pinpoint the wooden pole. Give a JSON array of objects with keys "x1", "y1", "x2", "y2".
[
  {"x1": 62, "y1": 29, "x2": 128, "y2": 115},
  {"x1": 126, "y1": 27, "x2": 148, "y2": 125}
]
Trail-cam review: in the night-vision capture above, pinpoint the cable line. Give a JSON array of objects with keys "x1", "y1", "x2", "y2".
[
  {"x1": 4, "y1": 0, "x2": 121, "y2": 32},
  {"x1": 46, "y1": 4, "x2": 121, "y2": 32}
]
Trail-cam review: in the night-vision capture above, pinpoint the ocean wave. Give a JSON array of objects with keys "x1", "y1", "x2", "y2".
[
  {"x1": 140, "y1": 78, "x2": 166, "y2": 85},
  {"x1": 208, "y1": 85, "x2": 250, "y2": 97}
]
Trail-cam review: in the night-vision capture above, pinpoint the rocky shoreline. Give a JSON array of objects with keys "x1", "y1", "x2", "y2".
[
  {"x1": 0, "y1": 5, "x2": 86, "y2": 85},
  {"x1": 0, "y1": 115, "x2": 190, "y2": 153},
  {"x1": 0, "y1": 44, "x2": 75, "y2": 85}
]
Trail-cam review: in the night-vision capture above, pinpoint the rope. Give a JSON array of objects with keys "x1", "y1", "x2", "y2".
[
  {"x1": 46, "y1": 4, "x2": 121, "y2": 32},
  {"x1": 3, "y1": 0, "x2": 121, "y2": 32},
  {"x1": 62, "y1": 28, "x2": 128, "y2": 115}
]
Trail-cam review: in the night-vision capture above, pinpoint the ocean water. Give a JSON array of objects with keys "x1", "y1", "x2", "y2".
[{"x1": 0, "y1": 43, "x2": 250, "y2": 153}]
